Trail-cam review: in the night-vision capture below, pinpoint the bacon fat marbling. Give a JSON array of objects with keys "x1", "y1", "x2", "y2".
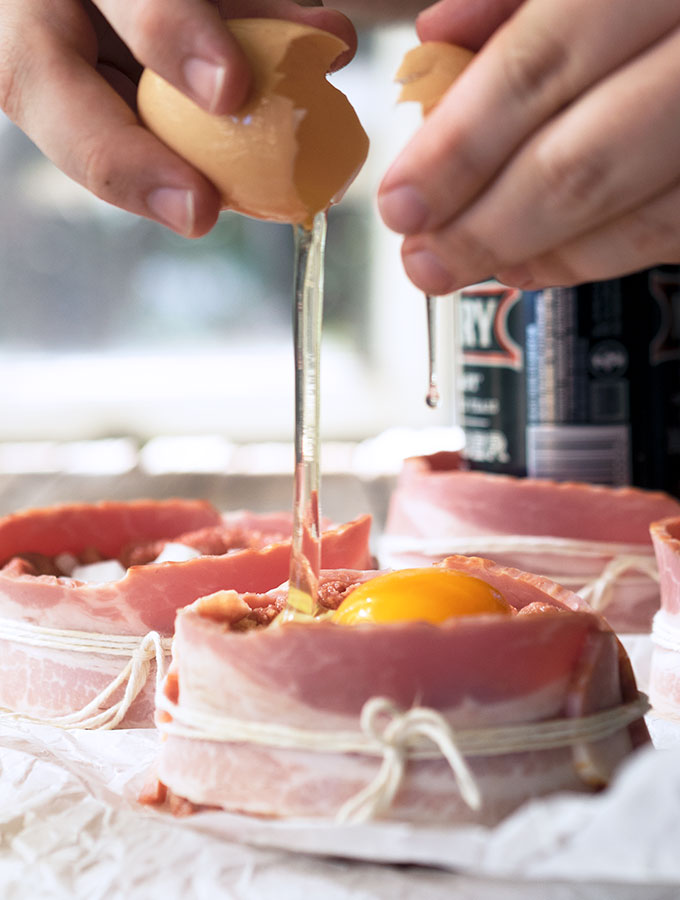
[
  {"x1": 153, "y1": 555, "x2": 647, "y2": 824},
  {"x1": 0, "y1": 500, "x2": 372, "y2": 727},
  {"x1": 383, "y1": 453, "x2": 680, "y2": 633}
]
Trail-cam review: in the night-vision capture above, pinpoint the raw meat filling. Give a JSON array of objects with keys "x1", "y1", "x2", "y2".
[
  {"x1": 0, "y1": 523, "x2": 291, "y2": 580},
  {"x1": 121, "y1": 524, "x2": 290, "y2": 567},
  {"x1": 193, "y1": 574, "x2": 567, "y2": 636}
]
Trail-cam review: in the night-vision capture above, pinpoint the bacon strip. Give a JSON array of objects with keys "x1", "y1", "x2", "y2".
[
  {"x1": 649, "y1": 517, "x2": 680, "y2": 717},
  {"x1": 384, "y1": 453, "x2": 680, "y2": 632},
  {"x1": 152, "y1": 556, "x2": 647, "y2": 824},
  {"x1": 0, "y1": 501, "x2": 373, "y2": 727}
]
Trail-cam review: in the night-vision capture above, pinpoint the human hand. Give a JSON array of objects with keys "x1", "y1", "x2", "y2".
[
  {"x1": 378, "y1": 0, "x2": 680, "y2": 293},
  {"x1": 0, "y1": 1, "x2": 355, "y2": 236}
]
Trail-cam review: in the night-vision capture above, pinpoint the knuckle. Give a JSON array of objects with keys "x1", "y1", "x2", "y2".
[
  {"x1": 499, "y1": 253, "x2": 583, "y2": 290},
  {"x1": 126, "y1": 0, "x2": 195, "y2": 76},
  {"x1": 629, "y1": 205, "x2": 677, "y2": 258},
  {"x1": 130, "y1": 0, "x2": 166, "y2": 54},
  {"x1": 426, "y1": 158, "x2": 484, "y2": 232},
  {"x1": 78, "y1": 133, "x2": 122, "y2": 201},
  {"x1": 535, "y1": 139, "x2": 611, "y2": 220},
  {"x1": 444, "y1": 219, "x2": 500, "y2": 273},
  {"x1": 502, "y1": 28, "x2": 570, "y2": 104},
  {"x1": 0, "y1": 64, "x2": 21, "y2": 123},
  {"x1": 539, "y1": 253, "x2": 585, "y2": 287},
  {"x1": 0, "y1": 37, "x2": 30, "y2": 125}
]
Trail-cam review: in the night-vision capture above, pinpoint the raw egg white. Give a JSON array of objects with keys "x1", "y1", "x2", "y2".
[
  {"x1": 332, "y1": 568, "x2": 513, "y2": 625},
  {"x1": 137, "y1": 19, "x2": 369, "y2": 226}
]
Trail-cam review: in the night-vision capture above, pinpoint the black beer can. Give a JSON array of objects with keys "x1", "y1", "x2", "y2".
[
  {"x1": 457, "y1": 280, "x2": 533, "y2": 476},
  {"x1": 523, "y1": 268, "x2": 680, "y2": 494},
  {"x1": 624, "y1": 265, "x2": 680, "y2": 496},
  {"x1": 524, "y1": 280, "x2": 633, "y2": 485},
  {"x1": 457, "y1": 268, "x2": 680, "y2": 496}
]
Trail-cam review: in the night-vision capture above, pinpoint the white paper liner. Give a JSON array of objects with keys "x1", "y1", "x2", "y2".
[
  {"x1": 0, "y1": 631, "x2": 675, "y2": 894},
  {"x1": 2, "y1": 710, "x2": 680, "y2": 892}
]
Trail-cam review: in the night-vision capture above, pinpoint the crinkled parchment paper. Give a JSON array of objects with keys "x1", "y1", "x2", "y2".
[{"x1": 1, "y1": 635, "x2": 679, "y2": 898}]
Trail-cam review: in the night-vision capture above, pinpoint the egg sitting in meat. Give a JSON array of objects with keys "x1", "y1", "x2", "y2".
[
  {"x1": 137, "y1": 18, "x2": 369, "y2": 227},
  {"x1": 332, "y1": 568, "x2": 513, "y2": 625}
]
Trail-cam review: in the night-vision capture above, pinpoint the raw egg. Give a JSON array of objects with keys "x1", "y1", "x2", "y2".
[
  {"x1": 332, "y1": 568, "x2": 513, "y2": 625},
  {"x1": 396, "y1": 42, "x2": 474, "y2": 114},
  {"x1": 137, "y1": 18, "x2": 369, "y2": 226}
]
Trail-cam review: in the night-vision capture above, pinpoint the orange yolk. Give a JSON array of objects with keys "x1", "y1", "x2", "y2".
[{"x1": 332, "y1": 568, "x2": 512, "y2": 625}]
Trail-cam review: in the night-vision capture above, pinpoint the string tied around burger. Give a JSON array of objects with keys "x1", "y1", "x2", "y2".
[
  {"x1": 378, "y1": 534, "x2": 659, "y2": 614},
  {"x1": 577, "y1": 553, "x2": 659, "y2": 613},
  {"x1": 0, "y1": 616, "x2": 171, "y2": 730},
  {"x1": 335, "y1": 697, "x2": 480, "y2": 822},
  {"x1": 156, "y1": 686, "x2": 649, "y2": 824}
]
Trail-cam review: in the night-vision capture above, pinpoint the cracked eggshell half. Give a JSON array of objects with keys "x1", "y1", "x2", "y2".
[
  {"x1": 396, "y1": 42, "x2": 474, "y2": 115},
  {"x1": 137, "y1": 18, "x2": 369, "y2": 226}
]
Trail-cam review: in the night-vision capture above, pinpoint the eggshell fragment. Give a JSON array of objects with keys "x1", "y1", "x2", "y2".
[
  {"x1": 188, "y1": 589, "x2": 251, "y2": 625},
  {"x1": 137, "y1": 19, "x2": 369, "y2": 226},
  {"x1": 396, "y1": 42, "x2": 474, "y2": 115}
]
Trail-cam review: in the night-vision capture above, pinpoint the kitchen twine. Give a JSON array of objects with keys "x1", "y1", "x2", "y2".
[
  {"x1": 379, "y1": 535, "x2": 660, "y2": 613},
  {"x1": 651, "y1": 608, "x2": 680, "y2": 653},
  {"x1": 0, "y1": 535, "x2": 658, "y2": 730},
  {"x1": 0, "y1": 616, "x2": 171, "y2": 730},
  {"x1": 155, "y1": 689, "x2": 649, "y2": 823}
]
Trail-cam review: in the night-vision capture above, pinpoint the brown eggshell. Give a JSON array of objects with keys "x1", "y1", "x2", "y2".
[
  {"x1": 137, "y1": 19, "x2": 369, "y2": 226},
  {"x1": 397, "y1": 42, "x2": 474, "y2": 115}
]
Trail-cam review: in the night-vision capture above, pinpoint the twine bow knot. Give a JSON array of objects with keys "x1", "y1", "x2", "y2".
[
  {"x1": 0, "y1": 620, "x2": 170, "y2": 730},
  {"x1": 336, "y1": 697, "x2": 481, "y2": 823}
]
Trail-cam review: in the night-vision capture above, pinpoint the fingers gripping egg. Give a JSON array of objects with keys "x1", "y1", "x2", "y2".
[
  {"x1": 333, "y1": 568, "x2": 513, "y2": 625},
  {"x1": 396, "y1": 42, "x2": 474, "y2": 114},
  {"x1": 137, "y1": 19, "x2": 369, "y2": 226}
]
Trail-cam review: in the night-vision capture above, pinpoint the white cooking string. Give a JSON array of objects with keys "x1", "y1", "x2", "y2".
[
  {"x1": 155, "y1": 690, "x2": 649, "y2": 823},
  {"x1": 0, "y1": 618, "x2": 171, "y2": 730},
  {"x1": 0, "y1": 534, "x2": 659, "y2": 728},
  {"x1": 0, "y1": 533, "x2": 659, "y2": 730},
  {"x1": 578, "y1": 554, "x2": 659, "y2": 612},
  {"x1": 379, "y1": 535, "x2": 659, "y2": 612}
]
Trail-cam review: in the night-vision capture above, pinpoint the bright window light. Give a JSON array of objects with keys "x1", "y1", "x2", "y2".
[{"x1": 0, "y1": 26, "x2": 457, "y2": 446}]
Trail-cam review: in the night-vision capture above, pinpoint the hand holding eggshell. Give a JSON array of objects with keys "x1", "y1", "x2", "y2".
[
  {"x1": 137, "y1": 19, "x2": 369, "y2": 226},
  {"x1": 0, "y1": 0, "x2": 358, "y2": 234}
]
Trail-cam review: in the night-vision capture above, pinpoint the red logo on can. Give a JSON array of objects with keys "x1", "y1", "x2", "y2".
[
  {"x1": 649, "y1": 269, "x2": 680, "y2": 365},
  {"x1": 459, "y1": 284, "x2": 523, "y2": 370}
]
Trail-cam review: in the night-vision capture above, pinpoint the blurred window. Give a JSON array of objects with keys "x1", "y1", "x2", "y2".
[{"x1": 0, "y1": 26, "x2": 455, "y2": 445}]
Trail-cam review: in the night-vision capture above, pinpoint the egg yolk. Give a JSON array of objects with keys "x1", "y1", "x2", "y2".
[{"x1": 332, "y1": 568, "x2": 512, "y2": 625}]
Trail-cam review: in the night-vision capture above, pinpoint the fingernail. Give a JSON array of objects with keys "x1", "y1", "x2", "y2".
[
  {"x1": 183, "y1": 57, "x2": 226, "y2": 112},
  {"x1": 147, "y1": 187, "x2": 195, "y2": 236},
  {"x1": 378, "y1": 185, "x2": 429, "y2": 235},
  {"x1": 403, "y1": 248, "x2": 454, "y2": 295}
]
